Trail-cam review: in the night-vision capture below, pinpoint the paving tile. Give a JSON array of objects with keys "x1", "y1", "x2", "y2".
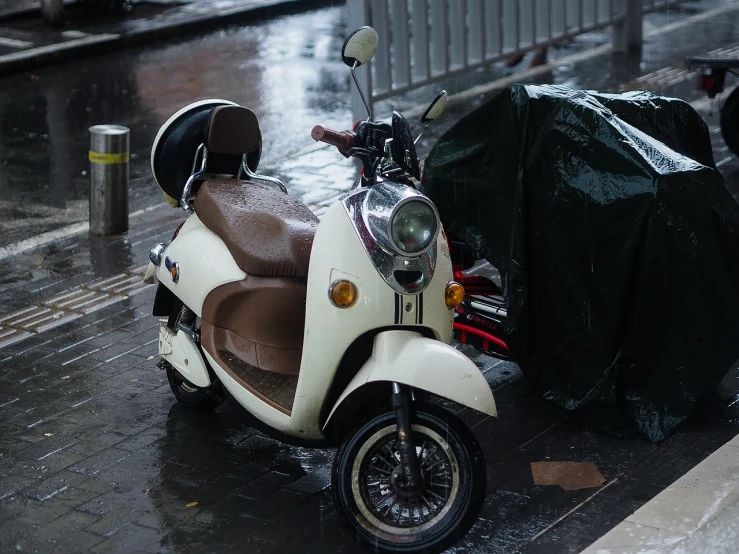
[
  {"x1": 84, "y1": 507, "x2": 151, "y2": 538},
  {"x1": 625, "y1": 444, "x2": 739, "y2": 536},
  {"x1": 113, "y1": 428, "x2": 165, "y2": 453},
  {"x1": 86, "y1": 272, "x2": 154, "y2": 297},
  {"x1": 582, "y1": 521, "x2": 687, "y2": 553},
  {"x1": 285, "y1": 466, "x2": 331, "y2": 496},
  {"x1": 0, "y1": 305, "x2": 82, "y2": 333},
  {"x1": 0, "y1": 474, "x2": 35, "y2": 500},
  {"x1": 36, "y1": 508, "x2": 101, "y2": 535},
  {"x1": 14, "y1": 434, "x2": 79, "y2": 461},
  {"x1": 44, "y1": 288, "x2": 126, "y2": 315},
  {"x1": 68, "y1": 447, "x2": 131, "y2": 476},
  {"x1": 0, "y1": 326, "x2": 33, "y2": 349},
  {"x1": 232, "y1": 471, "x2": 296, "y2": 502},
  {"x1": 86, "y1": 522, "x2": 164, "y2": 552}
]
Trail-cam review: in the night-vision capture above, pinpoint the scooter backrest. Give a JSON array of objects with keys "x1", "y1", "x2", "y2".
[{"x1": 205, "y1": 105, "x2": 261, "y2": 156}]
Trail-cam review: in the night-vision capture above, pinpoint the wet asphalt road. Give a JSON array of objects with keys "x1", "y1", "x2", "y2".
[
  {"x1": 0, "y1": 4, "x2": 352, "y2": 247},
  {"x1": 2, "y1": 0, "x2": 739, "y2": 250}
]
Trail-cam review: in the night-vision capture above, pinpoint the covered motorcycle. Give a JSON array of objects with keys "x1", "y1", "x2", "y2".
[{"x1": 423, "y1": 84, "x2": 739, "y2": 442}]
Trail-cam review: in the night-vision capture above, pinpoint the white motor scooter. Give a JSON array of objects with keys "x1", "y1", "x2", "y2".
[{"x1": 144, "y1": 27, "x2": 496, "y2": 553}]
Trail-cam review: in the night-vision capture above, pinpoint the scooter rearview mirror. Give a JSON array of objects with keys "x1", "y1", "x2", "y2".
[
  {"x1": 341, "y1": 26, "x2": 379, "y2": 67},
  {"x1": 342, "y1": 27, "x2": 378, "y2": 121},
  {"x1": 420, "y1": 90, "x2": 448, "y2": 123},
  {"x1": 414, "y1": 90, "x2": 447, "y2": 144}
]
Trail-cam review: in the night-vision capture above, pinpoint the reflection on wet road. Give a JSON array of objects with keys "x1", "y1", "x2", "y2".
[{"x1": 0, "y1": 6, "x2": 350, "y2": 246}]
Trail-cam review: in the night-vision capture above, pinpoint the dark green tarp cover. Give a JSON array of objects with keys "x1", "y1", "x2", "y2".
[{"x1": 423, "y1": 84, "x2": 739, "y2": 442}]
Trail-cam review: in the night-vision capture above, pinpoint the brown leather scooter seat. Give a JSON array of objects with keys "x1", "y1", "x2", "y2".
[
  {"x1": 195, "y1": 179, "x2": 318, "y2": 278},
  {"x1": 191, "y1": 105, "x2": 318, "y2": 278}
]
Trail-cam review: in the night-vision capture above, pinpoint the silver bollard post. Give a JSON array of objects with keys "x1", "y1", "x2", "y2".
[{"x1": 89, "y1": 125, "x2": 129, "y2": 235}]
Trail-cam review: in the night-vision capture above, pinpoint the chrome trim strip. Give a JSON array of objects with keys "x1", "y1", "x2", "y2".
[
  {"x1": 149, "y1": 243, "x2": 167, "y2": 266},
  {"x1": 343, "y1": 183, "x2": 437, "y2": 296},
  {"x1": 239, "y1": 158, "x2": 288, "y2": 194},
  {"x1": 362, "y1": 182, "x2": 440, "y2": 257}
]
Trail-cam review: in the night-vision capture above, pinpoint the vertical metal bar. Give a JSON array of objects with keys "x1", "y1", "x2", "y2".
[
  {"x1": 514, "y1": 0, "x2": 520, "y2": 50},
  {"x1": 548, "y1": 0, "x2": 553, "y2": 41},
  {"x1": 411, "y1": 0, "x2": 430, "y2": 80},
  {"x1": 393, "y1": 0, "x2": 411, "y2": 88},
  {"x1": 579, "y1": 0, "x2": 583, "y2": 30},
  {"x1": 449, "y1": 0, "x2": 466, "y2": 68},
  {"x1": 563, "y1": 0, "x2": 567, "y2": 35},
  {"x1": 483, "y1": 0, "x2": 500, "y2": 57},
  {"x1": 371, "y1": 0, "x2": 391, "y2": 94},
  {"x1": 469, "y1": 0, "x2": 484, "y2": 62},
  {"x1": 347, "y1": 0, "x2": 372, "y2": 122},
  {"x1": 613, "y1": 0, "x2": 643, "y2": 55},
  {"x1": 431, "y1": 0, "x2": 449, "y2": 74},
  {"x1": 497, "y1": 0, "x2": 504, "y2": 54}
]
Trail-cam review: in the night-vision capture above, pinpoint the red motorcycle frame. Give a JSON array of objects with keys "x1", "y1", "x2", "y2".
[{"x1": 447, "y1": 236, "x2": 511, "y2": 361}]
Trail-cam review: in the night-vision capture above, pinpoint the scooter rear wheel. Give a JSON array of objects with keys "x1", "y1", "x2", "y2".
[
  {"x1": 165, "y1": 365, "x2": 223, "y2": 413},
  {"x1": 332, "y1": 405, "x2": 486, "y2": 553}
]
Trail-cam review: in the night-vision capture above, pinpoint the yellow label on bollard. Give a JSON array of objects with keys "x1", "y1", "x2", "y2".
[{"x1": 88, "y1": 151, "x2": 130, "y2": 164}]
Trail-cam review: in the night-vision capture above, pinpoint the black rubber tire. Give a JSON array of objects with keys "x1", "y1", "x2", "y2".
[
  {"x1": 166, "y1": 366, "x2": 223, "y2": 413},
  {"x1": 164, "y1": 304, "x2": 222, "y2": 413},
  {"x1": 332, "y1": 405, "x2": 486, "y2": 554},
  {"x1": 721, "y1": 86, "x2": 739, "y2": 157}
]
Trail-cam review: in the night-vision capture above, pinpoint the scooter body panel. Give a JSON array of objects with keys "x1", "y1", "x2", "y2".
[
  {"x1": 203, "y1": 350, "x2": 293, "y2": 431},
  {"x1": 159, "y1": 326, "x2": 211, "y2": 387},
  {"x1": 323, "y1": 330, "x2": 497, "y2": 429},
  {"x1": 152, "y1": 184, "x2": 490, "y2": 442},
  {"x1": 287, "y1": 193, "x2": 455, "y2": 438},
  {"x1": 154, "y1": 214, "x2": 246, "y2": 316}
]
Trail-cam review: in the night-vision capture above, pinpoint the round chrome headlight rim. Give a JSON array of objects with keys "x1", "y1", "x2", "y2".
[{"x1": 387, "y1": 196, "x2": 440, "y2": 257}]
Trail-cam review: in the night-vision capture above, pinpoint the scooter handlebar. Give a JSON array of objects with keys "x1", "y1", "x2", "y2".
[{"x1": 311, "y1": 125, "x2": 355, "y2": 153}]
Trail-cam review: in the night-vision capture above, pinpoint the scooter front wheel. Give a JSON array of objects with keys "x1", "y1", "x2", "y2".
[{"x1": 332, "y1": 405, "x2": 486, "y2": 553}]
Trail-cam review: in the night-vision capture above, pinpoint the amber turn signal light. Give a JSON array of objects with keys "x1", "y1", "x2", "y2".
[
  {"x1": 330, "y1": 280, "x2": 357, "y2": 307},
  {"x1": 445, "y1": 282, "x2": 464, "y2": 308}
]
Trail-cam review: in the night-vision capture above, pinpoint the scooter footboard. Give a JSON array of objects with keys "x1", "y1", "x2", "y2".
[{"x1": 324, "y1": 330, "x2": 497, "y2": 429}]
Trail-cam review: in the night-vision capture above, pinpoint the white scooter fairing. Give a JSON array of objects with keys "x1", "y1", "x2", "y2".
[{"x1": 146, "y1": 171, "x2": 496, "y2": 440}]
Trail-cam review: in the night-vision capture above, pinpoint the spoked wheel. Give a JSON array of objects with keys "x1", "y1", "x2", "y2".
[
  {"x1": 720, "y1": 86, "x2": 739, "y2": 157},
  {"x1": 333, "y1": 406, "x2": 486, "y2": 553}
]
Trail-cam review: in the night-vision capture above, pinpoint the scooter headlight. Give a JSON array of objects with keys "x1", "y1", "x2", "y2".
[{"x1": 390, "y1": 200, "x2": 438, "y2": 255}]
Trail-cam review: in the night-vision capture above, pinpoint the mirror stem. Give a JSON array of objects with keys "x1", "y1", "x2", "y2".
[
  {"x1": 414, "y1": 122, "x2": 431, "y2": 145},
  {"x1": 351, "y1": 62, "x2": 372, "y2": 121}
]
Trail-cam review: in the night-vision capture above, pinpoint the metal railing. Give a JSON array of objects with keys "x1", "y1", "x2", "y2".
[{"x1": 347, "y1": 0, "x2": 685, "y2": 120}]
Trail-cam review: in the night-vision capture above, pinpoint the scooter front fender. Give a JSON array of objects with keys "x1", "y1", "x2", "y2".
[{"x1": 324, "y1": 330, "x2": 497, "y2": 430}]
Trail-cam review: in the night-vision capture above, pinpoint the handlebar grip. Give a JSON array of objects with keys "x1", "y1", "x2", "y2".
[{"x1": 311, "y1": 125, "x2": 355, "y2": 152}]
